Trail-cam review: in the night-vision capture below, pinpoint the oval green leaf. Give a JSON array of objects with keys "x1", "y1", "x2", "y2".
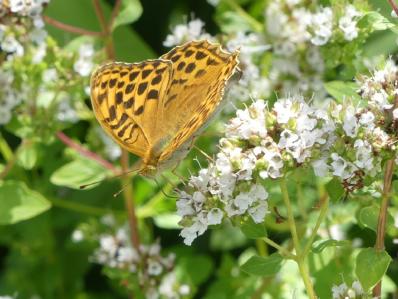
[
  {"x1": 240, "y1": 253, "x2": 284, "y2": 276},
  {"x1": 0, "y1": 180, "x2": 51, "y2": 225},
  {"x1": 112, "y1": 0, "x2": 143, "y2": 30},
  {"x1": 356, "y1": 248, "x2": 392, "y2": 290},
  {"x1": 50, "y1": 158, "x2": 109, "y2": 190}
]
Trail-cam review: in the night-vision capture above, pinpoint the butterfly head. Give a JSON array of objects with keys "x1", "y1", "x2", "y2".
[{"x1": 138, "y1": 164, "x2": 158, "y2": 178}]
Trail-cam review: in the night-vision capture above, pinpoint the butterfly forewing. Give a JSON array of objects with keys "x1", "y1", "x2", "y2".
[
  {"x1": 158, "y1": 40, "x2": 240, "y2": 162},
  {"x1": 90, "y1": 40, "x2": 240, "y2": 175},
  {"x1": 90, "y1": 60, "x2": 173, "y2": 159}
]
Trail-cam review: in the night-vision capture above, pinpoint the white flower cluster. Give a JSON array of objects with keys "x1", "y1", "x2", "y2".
[
  {"x1": 225, "y1": 32, "x2": 271, "y2": 102},
  {"x1": 178, "y1": 96, "x2": 336, "y2": 245},
  {"x1": 0, "y1": 70, "x2": 21, "y2": 124},
  {"x1": 264, "y1": 1, "x2": 362, "y2": 98},
  {"x1": 73, "y1": 44, "x2": 95, "y2": 77},
  {"x1": 180, "y1": 60, "x2": 398, "y2": 243},
  {"x1": 163, "y1": 18, "x2": 213, "y2": 48},
  {"x1": 0, "y1": 0, "x2": 50, "y2": 59},
  {"x1": 92, "y1": 228, "x2": 174, "y2": 275},
  {"x1": 332, "y1": 281, "x2": 369, "y2": 299},
  {"x1": 89, "y1": 218, "x2": 190, "y2": 299},
  {"x1": 266, "y1": 1, "x2": 362, "y2": 48}
]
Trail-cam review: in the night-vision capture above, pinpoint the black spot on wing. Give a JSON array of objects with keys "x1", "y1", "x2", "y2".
[
  {"x1": 125, "y1": 83, "x2": 134, "y2": 94},
  {"x1": 151, "y1": 74, "x2": 162, "y2": 85},
  {"x1": 115, "y1": 91, "x2": 123, "y2": 104},
  {"x1": 124, "y1": 97, "x2": 134, "y2": 109},
  {"x1": 141, "y1": 69, "x2": 151, "y2": 79},
  {"x1": 177, "y1": 61, "x2": 186, "y2": 71},
  {"x1": 109, "y1": 78, "x2": 117, "y2": 88},
  {"x1": 147, "y1": 89, "x2": 159, "y2": 100},
  {"x1": 135, "y1": 105, "x2": 144, "y2": 115},
  {"x1": 185, "y1": 63, "x2": 196, "y2": 73},
  {"x1": 129, "y1": 71, "x2": 140, "y2": 81},
  {"x1": 195, "y1": 69, "x2": 206, "y2": 78},
  {"x1": 184, "y1": 49, "x2": 194, "y2": 57},
  {"x1": 137, "y1": 82, "x2": 148, "y2": 95},
  {"x1": 195, "y1": 51, "x2": 206, "y2": 60}
]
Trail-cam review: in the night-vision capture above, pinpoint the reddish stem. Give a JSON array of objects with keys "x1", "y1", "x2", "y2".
[
  {"x1": 56, "y1": 131, "x2": 117, "y2": 173},
  {"x1": 43, "y1": 15, "x2": 104, "y2": 37},
  {"x1": 388, "y1": 0, "x2": 398, "y2": 17}
]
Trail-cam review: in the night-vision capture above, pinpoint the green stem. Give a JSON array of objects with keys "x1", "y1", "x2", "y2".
[
  {"x1": 256, "y1": 238, "x2": 268, "y2": 257},
  {"x1": 296, "y1": 175, "x2": 308, "y2": 221},
  {"x1": 280, "y1": 178, "x2": 301, "y2": 255},
  {"x1": 302, "y1": 194, "x2": 329, "y2": 257},
  {"x1": 373, "y1": 159, "x2": 394, "y2": 297},
  {"x1": 51, "y1": 197, "x2": 125, "y2": 216},
  {"x1": 280, "y1": 178, "x2": 317, "y2": 299},
  {"x1": 262, "y1": 237, "x2": 297, "y2": 260},
  {"x1": 0, "y1": 134, "x2": 13, "y2": 162},
  {"x1": 223, "y1": 0, "x2": 263, "y2": 32}
]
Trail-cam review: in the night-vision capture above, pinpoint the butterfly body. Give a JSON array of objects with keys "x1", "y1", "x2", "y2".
[{"x1": 90, "y1": 40, "x2": 240, "y2": 176}]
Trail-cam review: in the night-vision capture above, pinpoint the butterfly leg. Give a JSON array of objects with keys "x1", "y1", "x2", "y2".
[{"x1": 193, "y1": 145, "x2": 215, "y2": 163}]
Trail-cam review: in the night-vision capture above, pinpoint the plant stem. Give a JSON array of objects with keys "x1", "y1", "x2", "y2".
[
  {"x1": 388, "y1": 0, "x2": 398, "y2": 16},
  {"x1": 51, "y1": 197, "x2": 125, "y2": 216},
  {"x1": 121, "y1": 150, "x2": 140, "y2": 250},
  {"x1": 0, "y1": 134, "x2": 13, "y2": 161},
  {"x1": 373, "y1": 159, "x2": 394, "y2": 297},
  {"x1": 302, "y1": 193, "x2": 329, "y2": 257},
  {"x1": 262, "y1": 237, "x2": 297, "y2": 260},
  {"x1": 280, "y1": 178, "x2": 301, "y2": 255},
  {"x1": 280, "y1": 178, "x2": 317, "y2": 299},
  {"x1": 56, "y1": 131, "x2": 117, "y2": 173},
  {"x1": 296, "y1": 175, "x2": 308, "y2": 221},
  {"x1": 43, "y1": 15, "x2": 104, "y2": 37},
  {"x1": 223, "y1": 0, "x2": 264, "y2": 32}
]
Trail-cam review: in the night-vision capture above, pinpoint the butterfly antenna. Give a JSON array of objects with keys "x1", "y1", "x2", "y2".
[
  {"x1": 113, "y1": 180, "x2": 132, "y2": 198},
  {"x1": 79, "y1": 167, "x2": 141, "y2": 190}
]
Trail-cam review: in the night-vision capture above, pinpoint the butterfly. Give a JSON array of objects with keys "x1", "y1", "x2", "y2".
[{"x1": 90, "y1": 40, "x2": 240, "y2": 176}]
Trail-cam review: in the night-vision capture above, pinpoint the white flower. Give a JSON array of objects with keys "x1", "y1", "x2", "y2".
[
  {"x1": 71, "y1": 229, "x2": 84, "y2": 242},
  {"x1": 312, "y1": 158, "x2": 329, "y2": 177},
  {"x1": 343, "y1": 107, "x2": 358, "y2": 137},
  {"x1": 310, "y1": 7, "x2": 333, "y2": 46},
  {"x1": 0, "y1": 106, "x2": 12, "y2": 125},
  {"x1": 147, "y1": 260, "x2": 163, "y2": 276},
  {"x1": 73, "y1": 44, "x2": 94, "y2": 76},
  {"x1": 393, "y1": 108, "x2": 398, "y2": 119},
  {"x1": 207, "y1": 208, "x2": 223, "y2": 225},
  {"x1": 163, "y1": 18, "x2": 212, "y2": 47}
]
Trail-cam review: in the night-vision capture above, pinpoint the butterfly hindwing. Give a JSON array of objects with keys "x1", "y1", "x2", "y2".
[
  {"x1": 90, "y1": 60, "x2": 173, "y2": 158},
  {"x1": 158, "y1": 40, "x2": 240, "y2": 162}
]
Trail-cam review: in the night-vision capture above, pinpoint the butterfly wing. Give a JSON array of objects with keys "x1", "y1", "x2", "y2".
[
  {"x1": 90, "y1": 60, "x2": 173, "y2": 159},
  {"x1": 158, "y1": 40, "x2": 240, "y2": 162}
]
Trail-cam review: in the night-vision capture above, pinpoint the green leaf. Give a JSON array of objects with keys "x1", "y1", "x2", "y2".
[
  {"x1": 240, "y1": 253, "x2": 284, "y2": 276},
  {"x1": 356, "y1": 248, "x2": 392, "y2": 290},
  {"x1": 153, "y1": 214, "x2": 181, "y2": 229},
  {"x1": 312, "y1": 239, "x2": 350, "y2": 254},
  {"x1": 17, "y1": 143, "x2": 38, "y2": 170},
  {"x1": 325, "y1": 177, "x2": 345, "y2": 201},
  {"x1": 179, "y1": 255, "x2": 213, "y2": 285},
  {"x1": 358, "y1": 205, "x2": 395, "y2": 232},
  {"x1": 240, "y1": 218, "x2": 267, "y2": 239},
  {"x1": 0, "y1": 180, "x2": 51, "y2": 225},
  {"x1": 361, "y1": 12, "x2": 395, "y2": 31},
  {"x1": 324, "y1": 81, "x2": 360, "y2": 103},
  {"x1": 50, "y1": 158, "x2": 109, "y2": 190},
  {"x1": 112, "y1": 0, "x2": 143, "y2": 30}
]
